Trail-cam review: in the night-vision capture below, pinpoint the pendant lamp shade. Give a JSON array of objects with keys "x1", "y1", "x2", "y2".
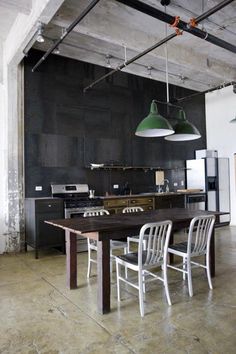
[
  {"x1": 135, "y1": 100, "x2": 174, "y2": 137},
  {"x1": 164, "y1": 110, "x2": 201, "y2": 141},
  {"x1": 230, "y1": 116, "x2": 236, "y2": 123}
]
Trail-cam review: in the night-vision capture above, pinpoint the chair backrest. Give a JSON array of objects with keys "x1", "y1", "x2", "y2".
[
  {"x1": 122, "y1": 206, "x2": 144, "y2": 213},
  {"x1": 138, "y1": 220, "x2": 172, "y2": 267},
  {"x1": 83, "y1": 209, "x2": 110, "y2": 217},
  {"x1": 188, "y1": 215, "x2": 215, "y2": 256}
]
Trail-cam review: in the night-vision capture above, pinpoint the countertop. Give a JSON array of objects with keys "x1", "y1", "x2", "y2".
[{"x1": 100, "y1": 191, "x2": 205, "y2": 199}]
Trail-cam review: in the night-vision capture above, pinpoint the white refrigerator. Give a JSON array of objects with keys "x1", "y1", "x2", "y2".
[{"x1": 186, "y1": 158, "x2": 230, "y2": 224}]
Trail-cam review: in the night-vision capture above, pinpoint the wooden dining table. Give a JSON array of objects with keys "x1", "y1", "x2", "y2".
[{"x1": 46, "y1": 208, "x2": 223, "y2": 315}]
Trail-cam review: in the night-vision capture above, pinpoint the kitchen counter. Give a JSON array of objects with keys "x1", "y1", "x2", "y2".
[{"x1": 100, "y1": 191, "x2": 205, "y2": 199}]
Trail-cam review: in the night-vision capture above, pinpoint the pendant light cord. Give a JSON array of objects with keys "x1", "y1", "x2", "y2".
[{"x1": 164, "y1": 6, "x2": 170, "y2": 111}]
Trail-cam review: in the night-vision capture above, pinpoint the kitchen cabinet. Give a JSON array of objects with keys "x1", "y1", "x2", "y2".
[
  {"x1": 25, "y1": 198, "x2": 65, "y2": 259},
  {"x1": 103, "y1": 196, "x2": 154, "y2": 214},
  {"x1": 155, "y1": 194, "x2": 185, "y2": 209}
]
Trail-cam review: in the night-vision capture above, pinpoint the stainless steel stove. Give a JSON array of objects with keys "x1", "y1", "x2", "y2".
[{"x1": 51, "y1": 184, "x2": 103, "y2": 252}]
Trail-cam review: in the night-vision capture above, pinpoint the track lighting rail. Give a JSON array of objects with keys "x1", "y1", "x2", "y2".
[
  {"x1": 32, "y1": 0, "x2": 101, "y2": 72},
  {"x1": 174, "y1": 81, "x2": 236, "y2": 102},
  {"x1": 83, "y1": 33, "x2": 176, "y2": 93},
  {"x1": 83, "y1": 0, "x2": 235, "y2": 92},
  {"x1": 116, "y1": 0, "x2": 235, "y2": 53}
]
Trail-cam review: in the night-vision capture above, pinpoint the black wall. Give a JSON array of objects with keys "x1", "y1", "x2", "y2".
[{"x1": 24, "y1": 50, "x2": 206, "y2": 197}]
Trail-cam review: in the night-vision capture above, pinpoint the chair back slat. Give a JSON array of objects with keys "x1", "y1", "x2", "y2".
[
  {"x1": 122, "y1": 206, "x2": 144, "y2": 213},
  {"x1": 188, "y1": 215, "x2": 215, "y2": 255},
  {"x1": 83, "y1": 209, "x2": 109, "y2": 217},
  {"x1": 138, "y1": 221, "x2": 172, "y2": 267}
]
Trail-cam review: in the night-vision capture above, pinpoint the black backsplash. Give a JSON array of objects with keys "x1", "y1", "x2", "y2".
[{"x1": 24, "y1": 50, "x2": 206, "y2": 197}]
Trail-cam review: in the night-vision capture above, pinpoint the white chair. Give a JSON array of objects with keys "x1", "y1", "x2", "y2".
[
  {"x1": 83, "y1": 209, "x2": 128, "y2": 278},
  {"x1": 122, "y1": 206, "x2": 146, "y2": 252},
  {"x1": 167, "y1": 215, "x2": 215, "y2": 297},
  {"x1": 116, "y1": 220, "x2": 172, "y2": 317}
]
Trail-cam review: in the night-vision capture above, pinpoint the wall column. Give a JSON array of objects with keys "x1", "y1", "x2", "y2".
[{"x1": 0, "y1": 62, "x2": 24, "y2": 253}]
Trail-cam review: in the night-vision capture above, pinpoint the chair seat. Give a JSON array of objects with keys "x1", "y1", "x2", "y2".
[
  {"x1": 168, "y1": 242, "x2": 195, "y2": 254},
  {"x1": 117, "y1": 251, "x2": 148, "y2": 265},
  {"x1": 111, "y1": 240, "x2": 127, "y2": 249}
]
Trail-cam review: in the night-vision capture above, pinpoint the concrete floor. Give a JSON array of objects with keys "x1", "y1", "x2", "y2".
[{"x1": 0, "y1": 226, "x2": 236, "y2": 354}]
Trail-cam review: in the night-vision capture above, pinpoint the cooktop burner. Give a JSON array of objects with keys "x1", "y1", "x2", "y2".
[{"x1": 51, "y1": 184, "x2": 103, "y2": 209}]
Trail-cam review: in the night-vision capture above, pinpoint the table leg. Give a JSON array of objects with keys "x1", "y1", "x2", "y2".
[
  {"x1": 209, "y1": 228, "x2": 215, "y2": 277},
  {"x1": 66, "y1": 231, "x2": 77, "y2": 289},
  {"x1": 97, "y1": 238, "x2": 110, "y2": 314}
]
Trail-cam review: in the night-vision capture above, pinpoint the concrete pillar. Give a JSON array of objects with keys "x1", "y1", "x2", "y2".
[
  {"x1": 5, "y1": 64, "x2": 24, "y2": 252},
  {"x1": 0, "y1": 0, "x2": 65, "y2": 253},
  {"x1": 0, "y1": 79, "x2": 8, "y2": 253},
  {"x1": 0, "y1": 62, "x2": 24, "y2": 253}
]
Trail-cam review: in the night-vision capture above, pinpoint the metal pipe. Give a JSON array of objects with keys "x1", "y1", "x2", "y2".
[
  {"x1": 196, "y1": 0, "x2": 234, "y2": 23},
  {"x1": 84, "y1": 0, "x2": 235, "y2": 92},
  {"x1": 173, "y1": 81, "x2": 236, "y2": 102},
  {"x1": 83, "y1": 32, "x2": 176, "y2": 93},
  {"x1": 116, "y1": 0, "x2": 236, "y2": 53},
  {"x1": 32, "y1": 0, "x2": 101, "y2": 72}
]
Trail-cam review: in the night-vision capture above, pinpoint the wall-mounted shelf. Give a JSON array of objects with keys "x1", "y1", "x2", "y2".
[{"x1": 86, "y1": 165, "x2": 189, "y2": 171}]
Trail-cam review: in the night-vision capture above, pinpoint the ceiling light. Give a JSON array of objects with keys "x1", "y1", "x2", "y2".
[
  {"x1": 165, "y1": 110, "x2": 201, "y2": 141},
  {"x1": 147, "y1": 66, "x2": 153, "y2": 76},
  {"x1": 135, "y1": 7, "x2": 201, "y2": 141},
  {"x1": 105, "y1": 54, "x2": 112, "y2": 68},
  {"x1": 53, "y1": 45, "x2": 60, "y2": 55},
  {"x1": 36, "y1": 23, "x2": 44, "y2": 43},
  {"x1": 135, "y1": 100, "x2": 174, "y2": 137}
]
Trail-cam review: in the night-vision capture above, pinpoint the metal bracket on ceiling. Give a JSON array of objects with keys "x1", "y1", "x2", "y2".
[{"x1": 160, "y1": 0, "x2": 171, "y2": 6}]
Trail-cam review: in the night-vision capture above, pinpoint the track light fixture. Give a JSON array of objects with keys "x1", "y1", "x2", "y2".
[
  {"x1": 105, "y1": 54, "x2": 112, "y2": 68},
  {"x1": 36, "y1": 22, "x2": 44, "y2": 43},
  {"x1": 53, "y1": 41, "x2": 60, "y2": 54}
]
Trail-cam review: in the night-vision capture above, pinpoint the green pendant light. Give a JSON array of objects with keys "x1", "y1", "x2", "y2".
[
  {"x1": 165, "y1": 109, "x2": 201, "y2": 141},
  {"x1": 230, "y1": 116, "x2": 236, "y2": 123},
  {"x1": 135, "y1": 100, "x2": 174, "y2": 137}
]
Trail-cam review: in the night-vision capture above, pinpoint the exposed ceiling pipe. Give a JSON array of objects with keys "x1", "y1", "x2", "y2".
[
  {"x1": 83, "y1": 0, "x2": 235, "y2": 92},
  {"x1": 31, "y1": 0, "x2": 101, "y2": 72},
  {"x1": 196, "y1": 0, "x2": 235, "y2": 23},
  {"x1": 116, "y1": 0, "x2": 236, "y2": 54},
  {"x1": 173, "y1": 81, "x2": 236, "y2": 102},
  {"x1": 83, "y1": 33, "x2": 176, "y2": 93}
]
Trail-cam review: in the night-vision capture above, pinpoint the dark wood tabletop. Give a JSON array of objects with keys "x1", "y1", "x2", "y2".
[
  {"x1": 46, "y1": 208, "x2": 226, "y2": 315},
  {"x1": 46, "y1": 208, "x2": 221, "y2": 236}
]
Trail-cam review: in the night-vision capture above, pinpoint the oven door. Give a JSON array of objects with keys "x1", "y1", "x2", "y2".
[{"x1": 64, "y1": 207, "x2": 103, "y2": 252}]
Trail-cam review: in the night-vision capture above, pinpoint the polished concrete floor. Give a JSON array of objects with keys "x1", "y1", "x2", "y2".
[{"x1": 0, "y1": 226, "x2": 236, "y2": 353}]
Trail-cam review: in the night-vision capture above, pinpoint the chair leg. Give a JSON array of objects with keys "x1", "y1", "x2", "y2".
[
  {"x1": 138, "y1": 270, "x2": 144, "y2": 317},
  {"x1": 116, "y1": 261, "x2": 121, "y2": 302},
  {"x1": 163, "y1": 260, "x2": 171, "y2": 306},
  {"x1": 87, "y1": 245, "x2": 92, "y2": 278},
  {"x1": 206, "y1": 251, "x2": 213, "y2": 290},
  {"x1": 124, "y1": 247, "x2": 128, "y2": 279},
  {"x1": 127, "y1": 238, "x2": 131, "y2": 253},
  {"x1": 142, "y1": 272, "x2": 146, "y2": 294},
  {"x1": 187, "y1": 258, "x2": 193, "y2": 297},
  {"x1": 183, "y1": 257, "x2": 186, "y2": 280}
]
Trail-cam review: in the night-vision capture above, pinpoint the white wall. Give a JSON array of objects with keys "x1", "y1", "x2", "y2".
[
  {"x1": 0, "y1": 81, "x2": 8, "y2": 253},
  {"x1": 206, "y1": 85, "x2": 236, "y2": 225}
]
